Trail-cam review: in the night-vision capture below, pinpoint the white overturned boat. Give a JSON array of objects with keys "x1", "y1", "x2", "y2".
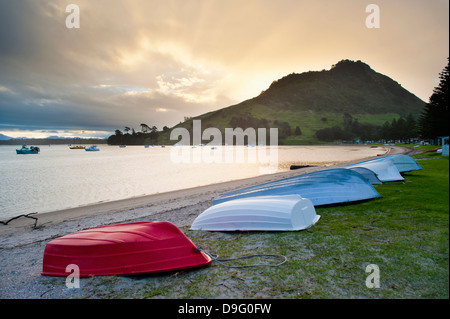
[
  {"x1": 344, "y1": 159, "x2": 404, "y2": 182},
  {"x1": 214, "y1": 168, "x2": 381, "y2": 206},
  {"x1": 191, "y1": 195, "x2": 320, "y2": 231}
]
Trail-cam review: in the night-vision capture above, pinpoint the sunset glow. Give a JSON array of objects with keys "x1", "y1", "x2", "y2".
[{"x1": 0, "y1": 0, "x2": 448, "y2": 138}]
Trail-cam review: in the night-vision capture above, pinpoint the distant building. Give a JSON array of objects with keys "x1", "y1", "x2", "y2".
[{"x1": 440, "y1": 136, "x2": 449, "y2": 157}]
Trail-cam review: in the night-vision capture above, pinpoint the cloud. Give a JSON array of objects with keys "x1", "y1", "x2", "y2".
[
  {"x1": 0, "y1": 0, "x2": 448, "y2": 137},
  {"x1": 0, "y1": 0, "x2": 240, "y2": 133}
]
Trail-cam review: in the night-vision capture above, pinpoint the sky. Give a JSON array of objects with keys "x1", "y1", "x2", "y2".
[{"x1": 0, "y1": 0, "x2": 448, "y2": 139}]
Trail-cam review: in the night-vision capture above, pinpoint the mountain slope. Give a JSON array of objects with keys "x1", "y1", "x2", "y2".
[
  {"x1": 162, "y1": 59, "x2": 426, "y2": 144},
  {"x1": 0, "y1": 133, "x2": 12, "y2": 140},
  {"x1": 255, "y1": 59, "x2": 424, "y2": 116}
]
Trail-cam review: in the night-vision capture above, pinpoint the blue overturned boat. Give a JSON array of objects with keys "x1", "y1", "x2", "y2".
[
  {"x1": 381, "y1": 155, "x2": 422, "y2": 173},
  {"x1": 344, "y1": 159, "x2": 404, "y2": 182},
  {"x1": 346, "y1": 167, "x2": 382, "y2": 185},
  {"x1": 214, "y1": 168, "x2": 381, "y2": 206},
  {"x1": 343, "y1": 155, "x2": 421, "y2": 182}
]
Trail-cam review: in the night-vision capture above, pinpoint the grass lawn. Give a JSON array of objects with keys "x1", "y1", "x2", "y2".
[{"x1": 86, "y1": 155, "x2": 449, "y2": 299}]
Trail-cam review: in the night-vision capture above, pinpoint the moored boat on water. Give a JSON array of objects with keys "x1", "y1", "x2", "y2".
[
  {"x1": 16, "y1": 145, "x2": 40, "y2": 154},
  {"x1": 69, "y1": 145, "x2": 85, "y2": 149}
]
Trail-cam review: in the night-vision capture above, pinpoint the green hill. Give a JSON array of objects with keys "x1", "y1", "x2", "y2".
[{"x1": 160, "y1": 59, "x2": 426, "y2": 145}]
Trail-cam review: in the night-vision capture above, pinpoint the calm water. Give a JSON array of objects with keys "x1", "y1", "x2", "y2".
[{"x1": 0, "y1": 144, "x2": 385, "y2": 220}]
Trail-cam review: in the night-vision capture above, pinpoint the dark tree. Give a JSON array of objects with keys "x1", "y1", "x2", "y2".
[
  {"x1": 405, "y1": 113, "x2": 418, "y2": 138},
  {"x1": 419, "y1": 58, "x2": 449, "y2": 140},
  {"x1": 140, "y1": 123, "x2": 150, "y2": 133}
]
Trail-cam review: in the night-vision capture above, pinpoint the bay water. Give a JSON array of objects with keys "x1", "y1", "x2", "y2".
[{"x1": 0, "y1": 144, "x2": 385, "y2": 220}]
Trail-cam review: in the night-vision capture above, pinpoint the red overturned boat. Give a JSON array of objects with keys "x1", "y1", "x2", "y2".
[{"x1": 42, "y1": 221, "x2": 212, "y2": 277}]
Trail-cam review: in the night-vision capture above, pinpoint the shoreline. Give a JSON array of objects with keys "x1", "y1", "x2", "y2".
[
  {"x1": 0, "y1": 145, "x2": 410, "y2": 248},
  {"x1": 0, "y1": 145, "x2": 420, "y2": 299}
]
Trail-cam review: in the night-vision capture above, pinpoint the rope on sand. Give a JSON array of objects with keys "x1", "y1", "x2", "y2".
[
  {"x1": 0, "y1": 212, "x2": 39, "y2": 228},
  {"x1": 196, "y1": 246, "x2": 288, "y2": 269}
]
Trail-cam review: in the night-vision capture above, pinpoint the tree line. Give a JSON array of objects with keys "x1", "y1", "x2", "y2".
[
  {"x1": 418, "y1": 58, "x2": 449, "y2": 142},
  {"x1": 315, "y1": 113, "x2": 417, "y2": 143},
  {"x1": 230, "y1": 114, "x2": 301, "y2": 140},
  {"x1": 107, "y1": 123, "x2": 170, "y2": 145}
]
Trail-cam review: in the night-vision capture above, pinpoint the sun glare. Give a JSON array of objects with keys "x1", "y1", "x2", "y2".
[{"x1": 0, "y1": 130, "x2": 110, "y2": 139}]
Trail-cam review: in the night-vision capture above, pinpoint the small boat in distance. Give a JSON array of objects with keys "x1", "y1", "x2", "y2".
[
  {"x1": 16, "y1": 145, "x2": 40, "y2": 154},
  {"x1": 214, "y1": 168, "x2": 381, "y2": 207},
  {"x1": 85, "y1": 145, "x2": 100, "y2": 151},
  {"x1": 69, "y1": 145, "x2": 85, "y2": 149},
  {"x1": 41, "y1": 221, "x2": 212, "y2": 277}
]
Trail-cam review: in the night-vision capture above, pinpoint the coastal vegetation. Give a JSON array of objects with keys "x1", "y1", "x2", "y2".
[
  {"x1": 107, "y1": 59, "x2": 438, "y2": 146},
  {"x1": 107, "y1": 125, "x2": 169, "y2": 145},
  {"x1": 314, "y1": 112, "x2": 418, "y2": 143},
  {"x1": 419, "y1": 58, "x2": 449, "y2": 140}
]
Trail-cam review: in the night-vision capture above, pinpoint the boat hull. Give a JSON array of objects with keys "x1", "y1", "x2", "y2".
[
  {"x1": 384, "y1": 155, "x2": 422, "y2": 172},
  {"x1": 346, "y1": 155, "x2": 422, "y2": 175},
  {"x1": 214, "y1": 168, "x2": 381, "y2": 206},
  {"x1": 16, "y1": 145, "x2": 40, "y2": 154},
  {"x1": 42, "y1": 221, "x2": 212, "y2": 277},
  {"x1": 192, "y1": 195, "x2": 320, "y2": 231},
  {"x1": 345, "y1": 158, "x2": 405, "y2": 182},
  {"x1": 346, "y1": 167, "x2": 382, "y2": 184}
]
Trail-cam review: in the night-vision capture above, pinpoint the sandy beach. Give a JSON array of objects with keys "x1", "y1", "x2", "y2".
[{"x1": 0, "y1": 145, "x2": 411, "y2": 299}]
